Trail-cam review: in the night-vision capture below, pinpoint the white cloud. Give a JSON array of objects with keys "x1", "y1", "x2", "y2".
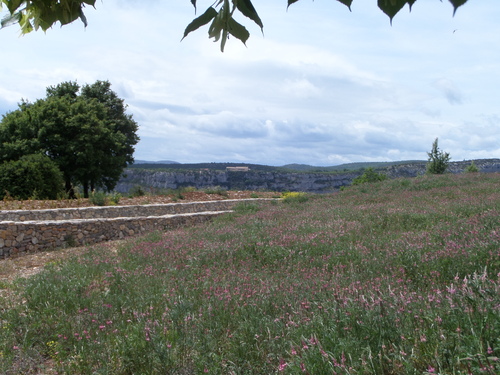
[
  {"x1": 1, "y1": 0, "x2": 499, "y2": 165},
  {"x1": 432, "y1": 78, "x2": 463, "y2": 105}
]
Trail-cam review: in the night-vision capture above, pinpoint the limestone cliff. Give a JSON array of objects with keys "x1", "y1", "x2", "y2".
[{"x1": 115, "y1": 159, "x2": 500, "y2": 194}]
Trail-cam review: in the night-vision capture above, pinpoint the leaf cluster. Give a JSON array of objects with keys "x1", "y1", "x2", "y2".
[
  {"x1": 1, "y1": 1, "x2": 470, "y2": 51},
  {"x1": 1, "y1": 0, "x2": 96, "y2": 33},
  {"x1": 185, "y1": 0, "x2": 469, "y2": 50}
]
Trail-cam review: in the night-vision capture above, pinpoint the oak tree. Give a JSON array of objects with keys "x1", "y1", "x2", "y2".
[{"x1": 0, "y1": 80, "x2": 139, "y2": 198}]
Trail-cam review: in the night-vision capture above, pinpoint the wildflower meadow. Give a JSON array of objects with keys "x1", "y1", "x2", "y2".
[{"x1": 1, "y1": 173, "x2": 499, "y2": 374}]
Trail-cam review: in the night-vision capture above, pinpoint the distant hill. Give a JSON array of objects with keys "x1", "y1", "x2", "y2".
[
  {"x1": 131, "y1": 160, "x2": 427, "y2": 173},
  {"x1": 281, "y1": 160, "x2": 426, "y2": 172},
  {"x1": 134, "y1": 160, "x2": 180, "y2": 165},
  {"x1": 129, "y1": 162, "x2": 278, "y2": 172}
]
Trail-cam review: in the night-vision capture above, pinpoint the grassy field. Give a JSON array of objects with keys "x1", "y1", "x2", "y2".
[{"x1": 1, "y1": 173, "x2": 499, "y2": 374}]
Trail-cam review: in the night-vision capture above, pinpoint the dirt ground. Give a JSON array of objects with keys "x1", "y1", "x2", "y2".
[{"x1": 0, "y1": 191, "x2": 278, "y2": 283}]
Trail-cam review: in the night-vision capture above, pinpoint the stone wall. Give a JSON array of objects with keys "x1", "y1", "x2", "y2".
[
  {"x1": 0, "y1": 199, "x2": 256, "y2": 222},
  {"x1": 0, "y1": 199, "x2": 275, "y2": 259}
]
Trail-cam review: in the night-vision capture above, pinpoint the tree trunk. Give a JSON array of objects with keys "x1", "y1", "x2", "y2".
[
  {"x1": 83, "y1": 181, "x2": 89, "y2": 198},
  {"x1": 65, "y1": 179, "x2": 76, "y2": 199}
]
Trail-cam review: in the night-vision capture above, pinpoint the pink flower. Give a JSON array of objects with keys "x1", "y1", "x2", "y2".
[
  {"x1": 278, "y1": 359, "x2": 288, "y2": 371},
  {"x1": 427, "y1": 366, "x2": 435, "y2": 373}
]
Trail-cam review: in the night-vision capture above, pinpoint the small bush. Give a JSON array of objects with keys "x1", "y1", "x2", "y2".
[
  {"x1": 129, "y1": 185, "x2": 146, "y2": 197},
  {"x1": 180, "y1": 186, "x2": 197, "y2": 193},
  {"x1": 110, "y1": 192, "x2": 121, "y2": 205},
  {"x1": 0, "y1": 154, "x2": 64, "y2": 200},
  {"x1": 464, "y1": 161, "x2": 479, "y2": 173},
  {"x1": 351, "y1": 167, "x2": 387, "y2": 186},
  {"x1": 204, "y1": 186, "x2": 229, "y2": 197},
  {"x1": 282, "y1": 191, "x2": 309, "y2": 203},
  {"x1": 89, "y1": 190, "x2": 108, "y2": 206}
]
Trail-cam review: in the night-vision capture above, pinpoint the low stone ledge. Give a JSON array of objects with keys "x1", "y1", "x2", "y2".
[
  {"x1": 0, "y1": 211, "x2": 231, "y2": 259},
  {"x1": 0, "y1": 198, "x2": 274, "y2": 222},
  {"x1": 0, "y1": 199, "x2": 277, "y2": 260}
]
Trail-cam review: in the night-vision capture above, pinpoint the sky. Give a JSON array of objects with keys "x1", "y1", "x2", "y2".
[{"x1": 1, "y1": 0, "x2": 499, "y2": 166}]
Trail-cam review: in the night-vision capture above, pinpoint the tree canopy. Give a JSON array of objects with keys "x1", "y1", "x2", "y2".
[
  {"x1": 0, "y1": 80, "x2": 139, "y2": 198},
  {"x1": 1, "y1": 1, "x2": 470, "y2": 51}
]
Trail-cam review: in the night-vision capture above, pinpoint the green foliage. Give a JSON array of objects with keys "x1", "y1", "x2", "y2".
[
  {"x1": 1, "y1": 1, "x2": 470, "y2": 51},
  {"x1": 0, "y1": 0, "x2": 96, "y2": 32},
  {"x1": 0, "y1": 154, "x2": 64, "y2": 200},
  {"x1": 88, "y1": 190, "x2": 108, "y2": 206},
  {"x1": 0, "y1": 80, "x2": 139, "y2": 198},
  {"x1": 464, "y1": 160, "x2": 479, "y2": 173},
  {"x1": 351, "y1": 167, "x2": 387, "y2": 185},
  {"x1": 281, "y1": 191, "x2": 309, "y2": 203},
  {"x1": 89, "y1": 190, "x2": 121, "y2": 206},
  {"x1": 129, "y1": 185, "x2": 146, "y2": 197},
  {"x1": 204, "y1": 186, "x2": 228, "y2": 196},
  {"x1": 426, "y1": 138, "x2": 451, "y2": 174}
]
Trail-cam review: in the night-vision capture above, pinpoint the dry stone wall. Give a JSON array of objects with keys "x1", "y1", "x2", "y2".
[{"x1": 0, "y1": 199, "x2": 275, "y2": 259}]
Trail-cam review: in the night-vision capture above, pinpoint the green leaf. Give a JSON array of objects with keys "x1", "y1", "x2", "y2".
[
  {"x1": 227, "y1": 17, "x2": 250, "y2": 45},
  {"x1": 79, "y1": 6, "x2": 88, "y2": 27},
  {"x1": 182, "y1": 6, "x2": 217, "y2": 40},
  {"x1": 378, "y1": 0, "x2": 409, "y2": 23},
  {"x1": 335, "y1": 0, "x2": 353, "y2": 10},
  {"x1": 208, "y1": 11, "x2": 224, "y2": 42},
  {"x1": 6, "y1": 0, "x2": 23, "y2": 14},
  {"x1": 220, "y1": 29, "x2": 228, "y2": 52},
  {"x1": 235, "y1": 0, "x2": 263, "y2": 31},
  {"x1": 448, "y1": 0, "x2": 468, "y2": 15}
]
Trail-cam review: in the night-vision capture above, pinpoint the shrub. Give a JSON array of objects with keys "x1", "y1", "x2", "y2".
[
  {"x1": 351, "y1": 167, "x2": 387, "y2": 185},
  {"x1": 89, "y1": 190, "x2": 108, "y2": 206},
  {"x1": 204, "y1": 186, "x2": 229, "y2": 197},
  {"x1": 426, "y1": 138, "x2": 451, "y2": 174},
  {"x1": 464, "y1": 161, "x2": 479, "y2": 173},
  {"x1": 0, "y1": 154, "x2": 64, "y2": 200},
  {"x1": 282, "y1": 191, "x2": 309, "y2": 203},
  {"x1": 129, "y1": 185, "x2": 146, "y2": 197},
  {"x1": 109, "y1": 192, "x2": 121, "y2": 205}
]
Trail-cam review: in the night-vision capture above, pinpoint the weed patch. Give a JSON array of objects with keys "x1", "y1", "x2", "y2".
[{"x1": 1, "y1": 174, "x2": 499, "y2": 374}]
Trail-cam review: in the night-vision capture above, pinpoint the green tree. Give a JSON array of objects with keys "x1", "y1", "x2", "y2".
[
  {"x1": 0, "y1": 153, "x2": 64, "y2": 200},
  {"x1": 351, "y1": 167, "x2": 387, "y2": 186},
  {"x1": 0, "y1": 80, "x2": 139, "y2": 198},
  {"x1": 426, "y1": 138, "x2": 451, "y2": 174},
  {"x1": 1, "y1": 1, "x2": 470, "y2": 51}
]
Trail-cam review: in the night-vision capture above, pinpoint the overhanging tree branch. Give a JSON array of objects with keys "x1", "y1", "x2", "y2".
[{"x1": 1, "y1": 1, "x2": 470, "y2": 51}]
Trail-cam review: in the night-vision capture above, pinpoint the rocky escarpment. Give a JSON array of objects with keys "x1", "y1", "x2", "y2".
[
  {"x1": 116, "y1": 169, "x2": 359, "y2": 194},
  {"x1": 385, "y1": 158, "x2": 500, "y2": 178},
  {"x1": 115, "y1": 159, "x2": 500, "y2": 194}
]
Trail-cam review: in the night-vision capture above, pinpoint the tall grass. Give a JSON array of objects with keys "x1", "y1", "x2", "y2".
[{"x1": 1, "y1": 173, "x2": 499, "y2": 374}]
